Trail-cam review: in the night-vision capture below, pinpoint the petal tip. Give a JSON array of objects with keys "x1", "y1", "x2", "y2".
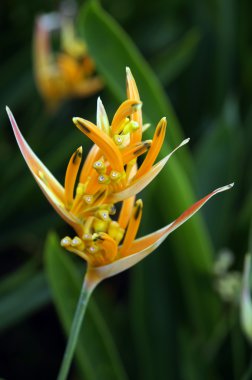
[
  {"x1": 226, "y1": 182, "x2": 235, "y2": 190},
  {"x1": 6, "y1": 105, "x2": 13, "y2": 119},
  {"x1": 126, "y1": 66, "x2": 131, "y2": 75},
  {"x1": 181, "y1": 137, "x2": 190, "y2": 146},
  {"x1": 214, "y1": 182, "x2": 235, "y2": 194}
]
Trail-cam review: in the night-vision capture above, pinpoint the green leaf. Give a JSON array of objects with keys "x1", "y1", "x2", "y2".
[
  {"x1": 44, "y1": 232, "x2": 128, "y2": 380},
  {"x1": 151, "y1": 28, "x2": 201, "y2": 85},
  {"x1": 195, "y1": 97, "x2": 242, "y2": 246},
  {"x1": 78, "y1": 0, "x2": 193, "y2": 171},
  {"x1": 0, "y1": 270, "x2": 50, "y2": 332}
]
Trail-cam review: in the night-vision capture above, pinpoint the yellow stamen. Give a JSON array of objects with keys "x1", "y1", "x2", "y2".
[
  {"x1": 93, "y1": 159, "x2": 106, "y2": 173},
  {"x1": 110, "y1": 170, "x2": 122, "y2": 182},
  {"x1": 61, "y1": 236, "x2": 72, "y2": 248},
  {"x1": 122, "y1": 120, "x2": 139, "y2": 135},
  {"x1": 61, "y1": 236, "x2": 89, "y2": 261},
  {"x1": 71, "y1": 236, "x2": 85, "y2": 250},
  {"x1": 111, "y1": 99, "x2": 142, "y2": 134},
  {"x1": 135, "y1": 117, "x2": 167, "y2": 179},
  {"x1": 96, "y1": 209, "x2": 110, "y2": 221},
  {"x1": 113, "y1": 134, "x2": 125, "y2": 146},
  {"x1": 98, "y1": 174, "x2": 110, "y2": 185},
  {"x1": 93, "y1": 218, "x2": 109, "y2": 233},
  {"x1": 64, "y1": 146, "x2": 82, "y2": 207},
  {"x1": 120, "y1": 199, "x2": 143, "y2": 257},
  {"x1": 113, "y1": 117, "x2": 130, "y2": 135},
  {"x1": 108, "y1": 221, "x2": 125, "y2": 244}
]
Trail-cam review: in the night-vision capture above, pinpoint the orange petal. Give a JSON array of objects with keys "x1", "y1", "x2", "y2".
[
  {"x1": 73, "y1": 117, "x2": 124, "y2": 172},
  {"x1": 118, "y1": 195, "x2": 136, "y2": 229},
  {"x1": 135, "y1": 117, "x2": 166, "y2": 179},
  {"x1": 126, "y1": 183, "x2": 235, "y2": 256},
  {"x1": 93, "y1": 233, "x2": 118, "y2": 263},
  {"x1": 111, "y1": 99, "x2": 142, "y2": 134},
  {"x1": 121, "y1": 140, "x2": 151, "y2": 164},
  {"x1": 64, "y1": 146, "x2": 82, "y2": 207},
  {"x1": 108, "y1": 138, "x2": 190, "y2": 203},
  {"x1": 120, "y1": 200, "x2": 143, "y2": 257},
  {"x1": 79, "y1": 144, "x2": 100, "y2": 183}
]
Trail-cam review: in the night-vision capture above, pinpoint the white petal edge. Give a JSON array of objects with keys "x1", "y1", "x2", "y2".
[
  {"x1": 6, "y1": 106, "x2": 66, "y2": 210},
  {"x1": 108, "y1": 137, "x2": 190, "y2": 203}
]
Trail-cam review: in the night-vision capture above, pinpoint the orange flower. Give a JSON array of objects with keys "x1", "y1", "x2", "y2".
[
  {"x1": 6, "y1": 68, "x2": 233, "y2": 282},
  {"x1": 34, "y1": 10, "x2": 102, "y2": 108}
]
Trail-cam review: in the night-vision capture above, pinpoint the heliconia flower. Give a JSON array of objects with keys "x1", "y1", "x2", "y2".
[
  {"x1": 6, "y1": 67, "x2": 234, "y2": 284},
  {"x1": 34, "y1": 9, "x2": 102, "y2": 109},
  {"x1": 6, "y1": 68, "x2": 189, "y2": 235}
]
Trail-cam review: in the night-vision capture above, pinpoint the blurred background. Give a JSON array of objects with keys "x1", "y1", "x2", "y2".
[{"x1": 0, "y1": 0, "x2": 251, "y2": 379}]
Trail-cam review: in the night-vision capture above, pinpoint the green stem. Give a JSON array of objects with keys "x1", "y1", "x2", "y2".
[{"x1": 57, "y1": 273, "x2": 98, "y2": 380}]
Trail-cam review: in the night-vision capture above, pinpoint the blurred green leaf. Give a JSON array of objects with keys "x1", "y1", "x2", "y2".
[
  {"x1": 213, "y1": 0, "x2": 235, "y2": 112},
  {"x1": 78, "y1": 0, "x2": 192, "y2": 168},
  {"x1": 0, "y1": 270, "x2": 50, "y2": 332},
  {"x1": 44, "y1": 232, "x2": 128, "y2": 380},
  {"x1": 0, "y1": 259, "x2": 38, "y2": 295},
  {"x1": 151, "y1": 28, "x2": 201, "y2": 85},
  {"x1": 129, "y1": 257, "x2": 179, "y2": 380},
  {"x1": 195, "y1": 97, "x2": 242, "y2": 246}
]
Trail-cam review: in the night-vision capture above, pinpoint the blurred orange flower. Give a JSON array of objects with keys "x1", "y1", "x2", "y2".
[{"x1": 34, "y1": 7, "x2": 102, "y2": 109}]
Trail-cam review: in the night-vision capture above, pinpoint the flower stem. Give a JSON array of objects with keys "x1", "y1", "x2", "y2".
[{"x1": 57, "y1": 273, "x2": 98, "y2": 380}]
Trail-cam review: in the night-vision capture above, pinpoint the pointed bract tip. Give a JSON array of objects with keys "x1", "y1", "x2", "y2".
[
  {"x1": 181, "y1": 137, "x2": 190, "y2": 146},
  {"x1": 77, "y1": 146, "x2": 83, "y2": 154},
  {"x1": 126, "y1": 66, "x2": 131, "y2": 75},
  {"x1": 6, "y1": 106, "x2": 12, "y2": 118},
  {"x1": 215, "y1": 182, "x2": 235, "y2": 194},
  {"x1": 227, "y1": 182, "x2": 234, "y2": 189},
  {"x1": 97, "y1": 97, "x2": 105, "y2": 110},
  {"x1": 72, "y1": 117, "x2": 79, "y2": 124},
  {"x1": 132, "y1": 102, "x2": 142, "y2": 110},
  {"x1": 136, "y1": 199, "x2": 143, "y2": 208}
]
